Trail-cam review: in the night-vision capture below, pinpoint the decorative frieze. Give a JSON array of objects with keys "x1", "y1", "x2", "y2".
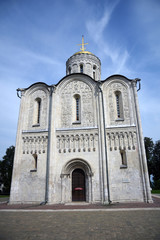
[
  {"x1": 56, "y1": 132, "x2": 98, "y2": 153},
  {"x1": 22, "y1": 135, "x2": 48, "y2": 154},
  {"x1": 107, "y1": 130, "x2": 137, "y2": 151}
]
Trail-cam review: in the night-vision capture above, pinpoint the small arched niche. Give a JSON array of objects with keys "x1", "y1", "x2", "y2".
[
  {"x1": 93, "y1": 65, "x2": 96, "y2": 80},
  {"x1": 80, "y1": 64, "x2": 83, "y2": 73}
]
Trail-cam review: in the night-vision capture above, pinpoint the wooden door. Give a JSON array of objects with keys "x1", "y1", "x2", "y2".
[{"x1": 72, "y1": 169, "x2": 86, "y2": 201}]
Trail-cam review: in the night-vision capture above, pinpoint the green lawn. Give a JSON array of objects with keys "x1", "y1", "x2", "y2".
[
  {"x1": 151, "y1": 190, "x2": 160, "y2": 194},
  {"x1": 0, "y1": 195, "x2": 9, "y2": 198}
]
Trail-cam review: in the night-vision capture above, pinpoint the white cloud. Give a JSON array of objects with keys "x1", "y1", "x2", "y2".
[
  {"x1": 86, "y1": 0, "x2": 119, "y2": 41},
  {"x1": 86, "y1": 0, "x2": 130, "y2": 76},
  {"x1": 0, "y1": 39, "x2": 62, "y2": 67},
  {"x1": 23, "y1": 49, "x2": 62, "y2": 66}
]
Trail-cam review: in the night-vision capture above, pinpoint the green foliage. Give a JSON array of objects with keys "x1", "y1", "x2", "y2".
[
  {"x1": 0, "y1": 195, "x2": 9, "y2": 198},
  {"x1": 0, "y1": 146, "x2": 15, "y2": 194},
  {"x1": 151, "y1": 189, "x2": 160, "y2": 194},
  {"x1": 144, "y1": 137, "x2": 154, "y2": 178},
  {"x1": 144, "y1": 138, "x2": 160, "y2": 190},
  {"x1": 152, "y1": 140, "x2": 160, "y2": 182},
  {"x1": 152, "y1": 180, "x2": 160, "y2": 190}
]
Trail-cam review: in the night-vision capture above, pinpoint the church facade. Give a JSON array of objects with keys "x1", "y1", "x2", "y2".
[{"x1": 10, "y1": 38, "x2": 152, "y2": 204}]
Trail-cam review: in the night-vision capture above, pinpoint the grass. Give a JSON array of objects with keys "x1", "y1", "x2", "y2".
[
  {"x1": 151, "y1": 190, "x2": 160, "y2": 194},
  {"x1": 0, "y1": 195, "x2": 9, "y2": 198}
]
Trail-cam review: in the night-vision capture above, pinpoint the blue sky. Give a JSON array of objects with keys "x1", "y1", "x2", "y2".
[{"x1": 0, "y1": 0, "x2": 160, "y2": 158}]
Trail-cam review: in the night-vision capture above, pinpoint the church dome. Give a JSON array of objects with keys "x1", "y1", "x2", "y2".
[{"x1": 66, "y1": 36, "x2": 101, "y2": 80}]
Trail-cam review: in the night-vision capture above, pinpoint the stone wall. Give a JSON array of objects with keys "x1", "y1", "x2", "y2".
[
  {"x1": 66, "y1": 53, "x2": 101, "y2": 80},
  {"x1": 10, "y1": 75, "x2": 151, "y2": 204}
]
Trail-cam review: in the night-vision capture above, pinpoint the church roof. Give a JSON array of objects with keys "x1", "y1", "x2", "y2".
[
  {"x1": 103, "y1": 74, "x2": 134, "y2": 82},
  {"x1": 73, "y1": 50, "x2": 93, "y2": 55}
]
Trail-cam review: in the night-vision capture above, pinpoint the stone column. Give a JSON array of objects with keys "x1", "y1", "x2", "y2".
[
  {"x1": 132, "y1": 80, "x2": 152, "y2": 203},
  {"x1": 96, "y1": 83, "x2": 110, "y2": 204}
]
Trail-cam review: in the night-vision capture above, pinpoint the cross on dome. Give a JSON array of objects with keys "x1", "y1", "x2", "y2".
[
  {"x1": 77, "y1": 35, "x2": 88, "y2": 51},
  {"x1": 74, "y1": 35, "x2": 92, "y2": 55}
]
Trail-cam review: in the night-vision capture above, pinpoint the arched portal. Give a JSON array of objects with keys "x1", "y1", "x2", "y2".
[
  {"x1": 72, "y1": 169, "x2": 86, "y2": 201},
  {"x1": 61, "y1": 159, "x2": 93, "y2": 203}
]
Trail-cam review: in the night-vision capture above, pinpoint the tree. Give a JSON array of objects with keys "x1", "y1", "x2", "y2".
[
  {"x1": 0, "y1": 146, "x2": 15, "y2": 194},
  {"x1": 144, "y1": 137, "x2": 154, "y2": 181},
  {"x1": 152, "y1": 140, "x2": 160, "y2": 189}
]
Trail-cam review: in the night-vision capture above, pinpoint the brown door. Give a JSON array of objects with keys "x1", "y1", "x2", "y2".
[{"x1": 72, "y1": 169, "x2": 86, "y2": 201}]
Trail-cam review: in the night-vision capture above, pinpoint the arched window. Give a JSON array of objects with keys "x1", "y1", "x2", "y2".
[
  {"x1": 93, "y1": 65, "x2": 96, "y2": 80},
  {"x1": 68, "y1": 67, "x2": 71, "y2": 74},
  {"x1": 115, "y1": 91, "x2": 123, "y2": 119},
  {"x1": 120, "y1": 150, "x2": 127, "y2": 168},
  {"x1": 30, "y1": 154, "x2": 38, "y2": 172},
  {"x1": 37, "y1": 99, "x2": 41, "y2": 124},
  {"x1": 33, "y1": 154, "x2": 38, "y2": 169},
  {"x1": 73, "y1": 94, "x2": 81, "y2": 123},
  {"x1": 116, "y1": 93, "x2": 120, "y2": 118},
  {"x1": 76, "y1": 96, "x2": 80, "y2": 121},
  {"x1": 80, "y1": 64, "x2": 83, "y2": 73},
  {"x1": 33, "y1": 98, "x2": 41, "y2": 125}
]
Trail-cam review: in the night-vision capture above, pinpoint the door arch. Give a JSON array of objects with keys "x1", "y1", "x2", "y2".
[
  {"x1": 61, "y1": 159, "x2": 93, "y2": 203},
  {"x1": 72, "y1": 169, "x2": 86, "y2": 201}
]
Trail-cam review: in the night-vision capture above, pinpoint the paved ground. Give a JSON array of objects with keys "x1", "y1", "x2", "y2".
[
  {"x1": 0, "y1": 197, "x2": 9, "y2": 203},
  {"x1": 152, "y1": 194, "x2": 160, "y2": 199},
  {"x1": 0, "y1": 196, "x2": 160, "y2": 210},
  {"x1": 0, "y1": 196, "x2": 160, "y2": 240},
  {"x1": 0, "y1": 210, "x2": 160, "y2": 240}
]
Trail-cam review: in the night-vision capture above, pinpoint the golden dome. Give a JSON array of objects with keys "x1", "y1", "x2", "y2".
[{"x1": 74, "y1": 50, "x2": 93, "y2": 55}]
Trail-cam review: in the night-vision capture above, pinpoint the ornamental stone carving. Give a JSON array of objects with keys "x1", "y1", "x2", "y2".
[
  {"x1": 27, "y1": 89, "x2": 48, "y2": 129},
  {"x1": 56, "y1": 132, "x2": 98, "y2": 153},
  {"x1": 107, "y1": 82, "x2": 130, "y2": 125},
  {"x1": 22, "y1": 134, "x2": 48, "y2": 154},
  {"x1": 61, "y1": 80, "x2": 95, "y2": 128},
  {"x1": 107, "y1": 130, "x2": 137, "y2": 151}
]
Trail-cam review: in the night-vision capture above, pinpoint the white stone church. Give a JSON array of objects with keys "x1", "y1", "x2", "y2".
[{"x1": 10, "y1": 37, "x2": 152, "y2": 204}]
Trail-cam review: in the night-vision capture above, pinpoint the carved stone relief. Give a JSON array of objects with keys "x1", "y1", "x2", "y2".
[
  {"x1": 107, "y1": 82, "x2": 130, "y2": 125},
  {"x1": 61, "y1": 80, "x2": 94, "y2": 128},
  {"x1": 56, "y1": 132, "x2": 98, "y2": 153},
  {"x1": 107, "y1": 130, "x2": 137, "y2": 151},
  {"x1": 27, "y1": 89, "x2": 48, "y2": 129},
  {"x1": 22, "y1": 134, "x2": 48, "y2": 154}
]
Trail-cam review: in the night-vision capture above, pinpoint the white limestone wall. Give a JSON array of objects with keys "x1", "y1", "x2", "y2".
[
  {"x1": 13, "y1": 151, "x2": 47, "y2": 203},
  {"x1": 48, "y1": 142, "x2": 101, "y2": 204},
  {"x1": 103, "y1": 77, "x2": 135, "y2": 127},
  {"x1": 48, "y1": 76, "x2": 102, "y2": 204},
  {"x1": 10, "y1": 83, "x2": 50, "y2": 204},
  {"x1": 107, "y1": 132, "x2": 144, "y2": 202},
  {"x1": 66, "y1": 53, "x2": 101, "y2": 80},
  {"x1": 10, "y1": 73, "x2": 151, "y2": 204},
  {"x1": 10, "y1": 93, "x2": 26, "y2": 203},
  {"x1": 56, "y1": 75, "x2": 98, "y2": 129},
  {"x1": 101, "y1": 76, "x2": 150, "y2": 202}
]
